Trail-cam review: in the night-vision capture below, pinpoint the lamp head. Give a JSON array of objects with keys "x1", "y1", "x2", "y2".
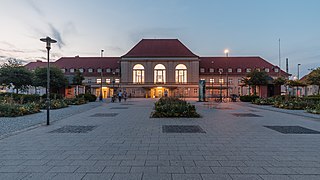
[
  {"x1": 40, "y1": 37, "x2": 57, "y2": 49},
  {"x1": 224, "y1": 49, "x2": 229, "y2": 54}
]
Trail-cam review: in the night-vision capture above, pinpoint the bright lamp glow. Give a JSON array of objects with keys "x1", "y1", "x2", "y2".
[{"x1": 224, "y1": 49, "x2": 229, "y2": 54}]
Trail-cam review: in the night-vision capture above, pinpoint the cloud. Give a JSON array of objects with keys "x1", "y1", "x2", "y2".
[
  {"x1": 27, "y1": 0, "x2": 45, "y2": 17},
  {"x1": 48, "y1": 23, "x2": 65, "y2": 49}
]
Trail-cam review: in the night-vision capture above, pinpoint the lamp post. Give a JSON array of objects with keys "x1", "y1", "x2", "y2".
[
  {"x1": 99, "y1": 50, "x2": 104, "y2": 101},
  {"x1": 211, "y1": 61, "x2": 214, "y2": 100},
  {"x1": 219, "y1": 70, "x2": 222, "y2": 102},
  {"x1": 224, "y1": 49, "x2": 229, "y2": 99},
  {"x1": 297, "y1": 63, "x2": 301, "y2": 80},
  {"x1": 40, "y1": 36, "x2": 57, "y2": 125}
]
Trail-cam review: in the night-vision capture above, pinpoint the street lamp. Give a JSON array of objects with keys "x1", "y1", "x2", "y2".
[
  {"x1": 40, "y1": 36, "x2": 57, "y2": 125},
  {"x1": 224, "y1": 49, "x2": 229, "y2": 99},
  {"x1": 219, "y1": 70, "x2": 222, "y2": 102},
  {"x1": 297, "y1": 63, "x2": 301, "y2": 80},
  {"x1": 211, "y1": 61, "x2": 214, "y2": 100},
  {"x1": 99, "y1": 49, "x2": 104, "y2": 101}
]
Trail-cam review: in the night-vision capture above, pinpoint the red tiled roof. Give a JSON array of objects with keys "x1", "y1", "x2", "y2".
[
  {"x1": 25, "y1": 60, "x2": 49, "y2": 70},
  {"x1": 122, "y1": 39, "x2": 198, "y2": 58},
  {"x1": 54, "y1": 57, "x2": 120, "y2": 76},
  {"x1": 199, "y1": 57, "x2": 289, "y2": 77}
]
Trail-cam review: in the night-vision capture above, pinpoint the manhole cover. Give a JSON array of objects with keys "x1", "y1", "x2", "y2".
[
  {"x1": 110, "y1": 107, "x2": 128, "y2": 109},
  {"x1": 49, "y1": 126, "x2": 96, "y2": 133},
  {"x1": 162, "y1": 125, "x2": 206, "y2": 133},
  {"x1": 264, "y1": 126, "x2": 320, "y2": 134},
  {"x1": 232, "y1": 113, "x2": 262, "y2": 117},
  {"x1": 90, "y1": 113, "x2": 118, "y2": 117}
]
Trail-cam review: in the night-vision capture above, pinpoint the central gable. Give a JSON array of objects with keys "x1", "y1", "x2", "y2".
[{"x1": 122, "y1": 39, "x2": 198, "y2": 58}]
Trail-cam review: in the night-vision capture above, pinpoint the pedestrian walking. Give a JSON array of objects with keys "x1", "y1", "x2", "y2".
[
  {"x1": 123, "y1": 91, "x2": 127, "y2": 102},
  {"x1": 118, "y1": 90, "x2": 122, "y2": 102}
]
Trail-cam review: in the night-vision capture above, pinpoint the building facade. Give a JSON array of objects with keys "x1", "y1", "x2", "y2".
[{"x1": 26, "y1": 39, "x2": 289, "y2": 98}]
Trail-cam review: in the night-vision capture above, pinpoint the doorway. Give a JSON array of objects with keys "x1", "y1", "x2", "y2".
[{"x1": 151, "y1": 87, "x2": 169, "y2": 98}]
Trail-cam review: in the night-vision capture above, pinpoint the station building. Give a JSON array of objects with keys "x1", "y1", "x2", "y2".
[{"x1": 26, "y1": 39, "x2": 289, "y2": 98}]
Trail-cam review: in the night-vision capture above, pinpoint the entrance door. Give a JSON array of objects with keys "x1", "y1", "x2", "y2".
[{"x1": 158, "y1": 89, "x2": 163, "y2": 97}]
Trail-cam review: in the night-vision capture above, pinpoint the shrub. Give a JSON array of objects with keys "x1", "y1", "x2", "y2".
[
  {"x1": 65, "y1": 97, "x2": 87, "y2": 105},
  {"x1": 151, "y1": 97, "x2": 200, "y2": 118},
  {"x1": 240, "y1": 95, "x2": 259, "y2": 102},
  {"x1": 39, "y1": 99, "x2": 68, "y2": 109},
  {"x1": 0, "y1": 103, "x2": 40, "y2": 117},
  {"x1": 41, "y1": 93, "x2": 64, "y2": 100},
  {"x1": 306, "y1": 103, "x2": 320, "y2": 114},
  {"x1": 77, "y1": 93, "x2": 97, "y2": 102},
  {"x1": 253, "y1": 98, "x2": 274, "y2": 105}
]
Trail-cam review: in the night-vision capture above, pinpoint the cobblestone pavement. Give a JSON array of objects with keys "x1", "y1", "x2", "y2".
[
  {"x1": 0, "y1": 99, "x2": 320, "y2": 180},
  {"x1": 0, "y1": 102, "x2": 102, "y2": 138}
]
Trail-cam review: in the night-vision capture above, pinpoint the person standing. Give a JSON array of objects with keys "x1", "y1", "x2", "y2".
[
  {"x1": 118, "y1": 90, "x2": 122, "y2": 102},
  {"x1": 123, "y1": 91, "x2": 127, "y2": 102}
]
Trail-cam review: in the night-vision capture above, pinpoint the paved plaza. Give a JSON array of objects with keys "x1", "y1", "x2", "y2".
[{"x1": 0, "y1": 99, "x2": 320, "y2": 180}]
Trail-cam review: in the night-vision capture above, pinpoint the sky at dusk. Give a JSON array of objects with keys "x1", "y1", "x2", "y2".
[{"x1": 0, "y1": 0, "x2": 319, "y2": 77}]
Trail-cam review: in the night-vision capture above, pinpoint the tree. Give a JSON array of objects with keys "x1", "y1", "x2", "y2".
[
  {"x1": 33, "y1": 67, "x2": 68, "y2": 93},
  {"x1": 0, "y1": 59, "x2": 33, "y2": 93},
  {"x1": 242, "y1": 70, "x2": 270, "y2": 95},
  {"x1": 72, "y1": 70, "x2": 84, "y2": 85},
  {"x1": 273, "y1": 77, "x2": 287, "y2": 86},
  {"x1": 306, "y1": 67, "x2": 320, "y2": 95}
]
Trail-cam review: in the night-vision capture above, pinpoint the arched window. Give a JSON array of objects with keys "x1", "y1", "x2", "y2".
[
  {"x1": 154, "y1": 64, "x2": 166, "y2": 84},
  {"x1": 133, "y1": 64, "x2": 144, "y2": 84},
  {"x1": 175, "y1": 64, "x2": 187, "y2": 83}
]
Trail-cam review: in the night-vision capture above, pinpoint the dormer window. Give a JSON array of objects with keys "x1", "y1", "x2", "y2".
[
  {"x1": 237, "y1": 68, "x2": 242, "y2": 73},
  {"x1": 256, "y1": 68, "x2": 260, "y2": 72},
  {"x1": 246, "y1": 68, "x2": 251, "y2": 73},
  {"x1": 88, "y1": 68, "x2": 93, "y2": 73},
  {"x1": 115, "y1": 68, "x2": 120, "y2": 73},
  {"x1": 61, "y1": 69, "x2": 66, "y2": 73},
  {"x1": 106, "y1": 68, "x2": 111, "y2": 73},
  {"x1": 228, "y1": 68, "x2": 232, "y2": 73},
  {"x1": 200, "y1": 68, "x2": 205, "y2": 73},
  {"x1": 70, "y1": 68, "x2": 75, "y2": 73},
  {"x1": 209, "y1": 68, "x2": 214, "y2": 73},
  {"x1": 218, "y1": 68, "x2": 223, "y2": 73},
  {"x1": 79, "y1": 68, "x2": 84, "y2": 73},
  {"x1": 97, "y1": 68, "x2": 102, "y2": 73},
  {"x1": 274, "y1": 68, "x2": 279, "y2": 73},
  {"x1": 264, "y1": 68, "x2": 269, "y2": 72}
]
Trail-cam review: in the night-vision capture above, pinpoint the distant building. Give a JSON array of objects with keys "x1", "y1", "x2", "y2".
[{"x1": 26, "y1": 39, "x2": 289, "y2": 98}]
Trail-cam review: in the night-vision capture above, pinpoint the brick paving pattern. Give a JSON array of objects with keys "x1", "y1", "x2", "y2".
[{"x1": 0, "y1": 99, "x2": 320, "y2": 179}]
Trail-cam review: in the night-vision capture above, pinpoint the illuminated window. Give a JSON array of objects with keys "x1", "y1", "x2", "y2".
[
  {"x1": 194, "y1": 88, "x2": 198, "y2": 94},
  {"x1": 219, "y1": 78, "x2": 224, "y2": 84},
  {"x1": 210, "y1": 79, "x2": 214, "y2": 84},
  {"x1": 115, "y1": 79, "x2": 120, "y2": 83},
  {"x1": 175, "y1": 64, "x2": 187, "y2": 83},
  {"x1": 106, "y1": 79, "x2": 111, "y2": 84},
  {"x1": 237, "y1": 68, "x2": 242, "y2": 73},
  {"x1": 133, "y1": 64, "x2": 144, "y2": 84},
  {"x1": 154, "y1": 64, "x2": 166, "y2": 84},
  {"x1": 97, "y1": 79, "x2": 101, "y2": 84}
]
